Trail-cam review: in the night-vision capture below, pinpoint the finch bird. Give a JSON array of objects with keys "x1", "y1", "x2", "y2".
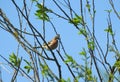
[{"x1": 42, "y1": 34, "x2": 60, "y2": 50}]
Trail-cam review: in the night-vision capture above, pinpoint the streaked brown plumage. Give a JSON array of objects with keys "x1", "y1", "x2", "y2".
[{"x1": 42, "y1": 34, "x2": 60, "y2": 50}]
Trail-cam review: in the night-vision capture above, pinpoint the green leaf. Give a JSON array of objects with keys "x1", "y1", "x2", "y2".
[
  {"x1": 64, "y1": 54, "x2": 78, "y2": 68},
  {"x1": 64, "y1": 54, "x2": 75, "y2": 63},
  {"x1": 79, "y1": 48, "x2": 86, "y2": 56},
  {"x1": 40, "y1": 64, "x2": 49, "y2": 76},
  {"x1": 114, "y1": 61, "x2": 120, "y2": 70},
  {"x1": 86, "y1": 68, "x2": 92, "y2": 75},
  {"x1": 9, "y1": 53, "x2": 20, "y2": 67},
  {"x1": 85, "y1": 68, "x2": 94, "y2": 81},
  {"x1": 105, "y1": 9, "x2": 112, "y2": 13},
  {"x1": 104, "y1": 27, "x2": 113, "y2": 35},
  {"x1": 24, "y1": 59, "x2": 31, "y2": 66},
  {"x1": 88, "y1": 41, "x2": 94, "y2": 50},
  {"x1": 24, "y1": 66, "x2": 31, "y2": 73},
  {"x1": 35, "y1": 10, "x2": 49, "y2": 21},
  {"x1": 79, "y1": 51, "x2": 86, "y2": 56},
  {"x1": 24, "y1": 59, "x2": 32, "y2": 73},
  {"x1": 94, "y1": 10, "x2": 96, "y2": 13},
  {"x1": 67, "y1": 78, "x2": 71, "y2": 82},
  {"x1": 78, "y1": 28, "x2": 87, "y2": 36},
  {"x1": 43, "y1": 65, "x2": 48, "y2": 71},
  {"x1": 35, "y1": 3, "x2": 52, "y2": 21},
  {"x1": 86, "y1": 4, "x2": 91, "y2": 12},
  {"x1": 109, "y1": 73, "x2": 114, "y2": 81},
  {"x1": 24, "y1": 65, "x2": 31, "y2": 69},
  {"x1": 58, "y1": 78, "x2": 68, "y2": 82},
  {"x1": 69, "y1": 14, "x2": 83, "y2": 26},
  {"x1": 31, "y1": 0, "x2": 38, "y2": 2}
]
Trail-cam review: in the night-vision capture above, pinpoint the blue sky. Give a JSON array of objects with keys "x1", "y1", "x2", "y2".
[{"x1": 0, "y1": 0, "x2": 120, "y2": 82}]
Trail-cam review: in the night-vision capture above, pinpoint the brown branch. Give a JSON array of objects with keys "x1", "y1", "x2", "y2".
[
  {"x1": 56, "y1": 50, "x2": 75, "y2": 79},
  {"x1": 0, "y1": 55, "x2": 34, "y2": 81},
  {"x1": 109, "y1": 0, "x2": 120, "y2": 20},
  {"x1": 11, "y1": 57, "x2": 22, "y2": 82}
]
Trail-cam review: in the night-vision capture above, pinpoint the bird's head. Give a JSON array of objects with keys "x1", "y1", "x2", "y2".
[{"x1": 54, "y1": 34, "x2": 60, "y2": 40}]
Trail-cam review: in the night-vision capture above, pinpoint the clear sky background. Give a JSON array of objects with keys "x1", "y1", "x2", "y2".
[{"x1": 0, "y1": 0, "x2": 120, "y2": 82}]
